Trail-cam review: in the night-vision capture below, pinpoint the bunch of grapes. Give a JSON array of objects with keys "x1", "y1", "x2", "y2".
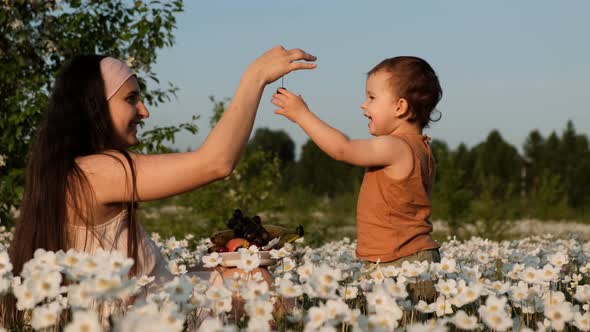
[{"x1": 225, "y1": 209, "x2": 271, "y2": 246}]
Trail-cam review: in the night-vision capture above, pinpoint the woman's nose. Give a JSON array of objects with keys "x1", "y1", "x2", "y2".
[{"x1": 137, "y1": 101, "x2": 150, "y2": 119}]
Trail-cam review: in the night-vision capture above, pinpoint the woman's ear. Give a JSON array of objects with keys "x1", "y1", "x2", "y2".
[{"x1": 395, "y1": 97, "x2": 410, "y2": 118}]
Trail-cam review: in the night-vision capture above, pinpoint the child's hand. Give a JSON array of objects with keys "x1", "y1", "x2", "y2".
[{"x1": 271, "y1": 88, "x2": 310, "y2": 123}]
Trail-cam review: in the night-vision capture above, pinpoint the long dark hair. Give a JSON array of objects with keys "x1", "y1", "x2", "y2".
[{"x1": 1, "y1": 55, "x2": 141, "y2": 326}]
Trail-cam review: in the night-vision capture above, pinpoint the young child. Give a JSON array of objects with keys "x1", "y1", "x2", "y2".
[{"x1": 272, "y1": 56, "x2": 442, "y2": 302}]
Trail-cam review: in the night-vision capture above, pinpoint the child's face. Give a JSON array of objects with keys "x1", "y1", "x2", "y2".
[{"x1": 360, "y1": 70, "x2": 401, "y2": 136}]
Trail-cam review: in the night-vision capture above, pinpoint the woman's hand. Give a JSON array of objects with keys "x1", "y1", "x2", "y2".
[
  {"x1": 247, "y1": 46, "x2": 317, "y2": 85},
  {"x1": 271, "y1": 88, "x2": 311, "y2": 123}
]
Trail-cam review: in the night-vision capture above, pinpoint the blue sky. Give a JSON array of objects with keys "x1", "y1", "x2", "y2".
[{"x1": 147, "y1": 0, "x2": 590, "y2": 156}]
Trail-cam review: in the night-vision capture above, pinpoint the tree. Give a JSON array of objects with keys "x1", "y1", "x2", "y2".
[
  {"x1": 431, "y1": 139, "x2": 472, "y2": 234},
  {"x1": 294, "y1": 139, "x2": 363, "y2": 196},
  {"x1": 472, "y1": 130, "x2": 522, "y2": 198},
  {"x1": 558, "y1": 121, "x2": 590, "y2": 208},
  {"x1": 523, "y1": 129, "x2": 545, "y2": 194},
  {"x1": 247, "y1": 128, "x2": 296, "y2": 166},
  {"x1": 0, "y1": 0, "x2": 188, "y2": 224},
  {"x1": 187, "y1": 98, "x2": 283, "y2": 222}
]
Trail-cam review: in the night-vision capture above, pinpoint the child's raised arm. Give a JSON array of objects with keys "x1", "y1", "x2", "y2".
[{"x1": 272, "y1": 88, "x2": 409, "y2": 168}]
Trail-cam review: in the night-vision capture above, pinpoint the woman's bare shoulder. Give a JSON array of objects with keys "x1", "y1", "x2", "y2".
[{"x1": 75, "y1": 150, "x2": 136, "y2": 173}]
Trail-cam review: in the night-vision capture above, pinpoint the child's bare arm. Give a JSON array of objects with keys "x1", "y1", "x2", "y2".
[{"x1": 272, "y1": 88, "x2": 406, "y2": 167}]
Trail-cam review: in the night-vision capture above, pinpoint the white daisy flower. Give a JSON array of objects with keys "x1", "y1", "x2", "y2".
[
  {"x1": 246, "y1": 317, "x2": 270, "y2": 332},
  {"x1": 0, "y1": 251, "x2": 12, "y2": 276},
  {"x1": 369, "y1": 266, "x2": 385, "y2": 284},
  {"x1": 280, "y1": 257, "x2": 296, "y2": 273},
  {"x1": 63, "y1": 310, "x2": 102, "y2": 332},
  {"x1": 278, "y1": 278, "x2": 302, "y2": 298},
  {"x1": 367, "y1": 311, "x2": 399, "y2": 331},
  {"x1": 435, "y1": 278, "x2": 458, "y2": 297},
  {"x1": 245, "y1": 299, "x2": 274, "y2": 322},
  {"x1": 544, "y1": 290, "x2": 566, "y2": 307},
  {"x1": 310, "y1": 264, "x2": 341, "y2": 289},
  {"x1": 296, "y1": 262, "x2": 313, "y2": 282},
  {"x1": 451, "y1": 310, "x2": 479, "y2": 330},
  {"x1": 213, "y1": 296, "x2": 232, "y2": 314},
  {"x1": 32, "y1": 271, "x2": 62, "y2": 301},
  {"x1": 242, "y1": 280, "x2": 270, "y2": 300},
  {"x1": 366, "y1": 287, "x2": 396, "y2": 313},
  {"x1": 509, "y1": 281, "x2": 529, "y2": 303},
  {"x1": 164, "y1": 276, "x2": 193, "y2": 303},
  {"x1": 384, "y1": 278, "x2": 408, "y2": 300},
  {"x1": 544, "y1": 301, "x2": 574, "y2": 331},
  {"x1": 325, "y1": 299, "x2": 349, "y2": 323},
  {"x1": 67, "y1": 282, "x2": 93, "y2": 309},
  {"x1": 479, "y1": 311, "x2": 512, "y2": 332},
  {"x1": 381, "y1": 265, "x2": 399, "y2": 278},
  {"x1": 478, "y1": 296, "x2": 512, "y2": 331},
  {"x1": 519, "y1": 266, "x2": 541, "y2": 284},
  {"x1": 573, "y1": 311, "x2": 590, "y2": 331},
  {"x1": 197, "y1": 318, "x2": 226, "y2": 332},
  {"x1": 415, "y1": 300, "x2": 434, "y2": 313},
  {"x1": 158, "y1": 303, "x2": 185, "y2": 331},
  {"x1": 107, "y1": 252, "x2": 134, "y2": 277},
  {"x1": 91, "y1": 272, "x2": 123, "y2": 299},
  {"x1": 31, "y1": 301, "x2": 62, "y2": 330},
  {"x1": 339, "y1": 284, "x2": 359, "y2": 300},
  {"x1": 487, "y1": 280, "x2": 511, "y2": 295},
  {"x1": 306, "y1": 306, "x2": 328, "y2": 329},
  {"x1": 0, "y1": 277, "x2": 10, "y2": 294},
  {"x1": 431, "y1": 296, "x2": 453, "y2": 317},
  {"x1": 167, "y1": 260, "x2": 187, "y2": 275},
  {"x1": 547, "y1": 252, "x2": 568, "y2": 267},
  {"x1": 136, "y1": 274, "x2": 155, "y2": 288},
  {"x1": 438, "y1": 257, "x2": 457, "y2": 274},
  {"x1": 13, "y1": 281, "x2": 39, "y2": 310},
  {"x1": 205, "y1": 284, "x2": 232, "y2": 302},
  {"x1": 575, "y1": 285, "x2": 590, "y2": 303},
  {"x1": 540, "y1": 263, "x2": 560, "y2": 282},
  {"x1": 269, "y1": 247, "x2": 289, "y2": 259},
  {"x1": 236, "y1": 252, "x2": 260, "y2": 273}
]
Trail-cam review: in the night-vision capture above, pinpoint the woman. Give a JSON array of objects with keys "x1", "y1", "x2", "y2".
[{"x1": 2, "y1": 46, "x2": 316, "y2": 326}]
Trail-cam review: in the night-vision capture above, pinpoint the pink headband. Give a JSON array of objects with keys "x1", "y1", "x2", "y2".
[{"x1": 99, "y1": 57, "x2": 135, "y2": 100}]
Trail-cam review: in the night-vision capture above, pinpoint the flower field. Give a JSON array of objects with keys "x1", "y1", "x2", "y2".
[{"x1": 2, "y1": 225, "x2": 590, "y2": 331}]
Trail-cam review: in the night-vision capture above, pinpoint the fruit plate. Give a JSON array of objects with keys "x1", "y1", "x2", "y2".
[{"x1": 218, "y1": 251, "x2": 277, "y2": 268}]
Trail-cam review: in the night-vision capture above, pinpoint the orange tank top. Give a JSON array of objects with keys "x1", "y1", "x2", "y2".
[{"x1": 355, "y1": 134, "x2": 440, "y2": 262}]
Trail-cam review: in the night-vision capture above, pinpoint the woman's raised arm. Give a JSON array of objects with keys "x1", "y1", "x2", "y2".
[{"x1": 79, "y1": 46, "x2": 316, "y2": 204}]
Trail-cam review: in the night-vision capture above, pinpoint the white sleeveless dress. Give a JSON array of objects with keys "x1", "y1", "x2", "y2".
[
  {"x1": 67, "y1": 209, "x2": 217, "y2": 328},
  {"x1": 68, "y1": 209, "x2": 175, "y2": 282}
]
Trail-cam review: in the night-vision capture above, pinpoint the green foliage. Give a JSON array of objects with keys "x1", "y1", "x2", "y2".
[
  {"x1": 133, "y1": 115, "x2": 199, "y2": 154},
  {"x1": 0, "y1": 0, "x2": 184, "y2": 224},
  {"x1": 186, "y1": 149, "x2": 283, "y2": 225},
  {"x1": 523, "y1": 121, "x2": 590, "y2": 212},
  {"x1": 472, "y1": 130, "x2": 522, "y2": 198},
  {"x1": 171, "y1": 98, "x2": 284, "y2": 226},
  {"x1": 468, "y1": 176, "x2": 521, "y2": 240},
  {"x1": 138, "y1": 118, "x2": 590, "y2": 245},
  {"x1": 208, "y1": 95, "x2": 229, "y2": 128},
  {"x1": 527, "y1": 171, "x2": 572, "y2": 220},
  {"x1": 247, "y1": 128, "x2": 296, "y2": 166},
  {"x1": 293, "y1": 140, "x2": 363, "y2": 197}
]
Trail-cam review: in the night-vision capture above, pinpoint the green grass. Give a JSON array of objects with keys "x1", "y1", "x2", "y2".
[{"x1": 139, "y1": 189, "x2": 590, "y2": 246}]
